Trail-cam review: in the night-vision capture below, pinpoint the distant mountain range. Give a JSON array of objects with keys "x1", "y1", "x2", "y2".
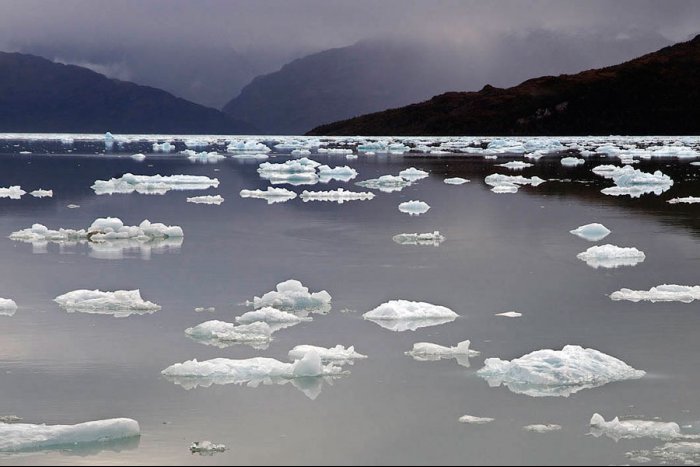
[
  {"x1": 308, "y1": 35, "x2": 700, "y2": 136},
  {"x1": 0, "y1": 52, "x2": 254, "y2": 134}
]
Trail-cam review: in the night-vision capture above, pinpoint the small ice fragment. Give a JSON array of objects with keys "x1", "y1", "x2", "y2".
[
  {"x1": 300, "y1": 188, "x2": 374, "y2": 203},
  {"x1": 236, "y1": 307, "x2": 311, "y2": 331},
  {"x1": 570, "y1": 223, "x2": 611, "y2": 242},
  {"x1": 590, "y1": 413, "x2": 690, "y2": 441},
  {"x1": 444, "y1": 177, "x2": 469, "y2": 185},
  {"x1": 0, "y1": 186, "x2": 26, "y2": 199},
  {"x1": 392, "y1": 231, "x2": 444, "y2": 246},
  {"x1": 190, "y1": 440, "x2": 226, "y2": 455},
  {"x1": 231, "y1": 153, "x2": 269, "y2": 160},
  {"x1": 92, "y1": 173, "x2": 219, "y2": 195},
  {"x1": 610, "y1": 284, "x2": 700, "y2": 303},
  {"x1": 185, "y1": 320, "x2": 272, "y2": 349},
  {"x1": 668, "y1": 196, "x2": 700, "y2": 204},
  {"x1": 130, "y1": 153, "x2": 146, "y2": 161},
  {"x1": 399, "y1": 167, "x2": 429, "y2": 180},
  {"x1": 406, "y1": 340, "x2": 479, "y2": 367},
  {"x1": 317, "y1": 165, "x2": 358, "y2": 182},
  {"x1": 561, "y1": 157, "x2": 585, "y2": 167},
  {"x1": 29, "y1": 189, "x2": 53, "y2": 198},
  {"x1": 0, "y1": 416, "x2": 21, "y2": 424},
  {"x1": 484, "y1": 174, "x2": 544, "y2": 193},
  {"x1": 249, "y1": 279, "x2": 331, "y2": 315},
  {"x1": 363, "y1": 300, "x2": 458, "y2": 332},
  {"x1": 54, "y1": 289, "x2": 161, "y2": 317},
  {"x1": 459, "y1": 415, "x2": 494, "y2": 425},
  {"x1": 288, "y1": 345, "x2": 367, "y2": 365},
  {"x1": 187, "y1": 195, "x2": 224, "y2": 205},
  {"x1": 356, "y1": 175, "x2": 412, "y2": 193},
  {"x1": 152, "y1": 142, "x2": 175, "y2": 153},
  {"x1": 495, "y1": 311, "x2": 522, "y2": 318},
  {"x1": 240, "y1": 187, "x2": 297, "y2": 204},
  {"x1": 523, "y1": 424, "x2": 562, "y2": 433},
  {"x1": 398, "y1": 200, "x2": 430, "y2": 216},
  {"x1": 576, "y1": 244, "x2": 645, "y2": 269},
  {"x1": 67, "y1": 204, "x2": 80, "y2": 209},
  {"x1": 195, "y1": 307, "x2": 216, "y2": 313},
  {"x1": 0, "y1": 298, "x2": 18, "y2": 317}
]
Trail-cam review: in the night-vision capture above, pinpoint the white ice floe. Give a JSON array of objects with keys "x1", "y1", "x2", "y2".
[
  {"x1": 152, "y1": 142, "x2": 174, "y2": 153},
  {"x1": 249, "y1": 279, "x2": 332, "y2": 315},
  {"x1": 54, "y1": 289, "x2": 161, "y2": 318},
  {"x1": 459, "y1": 415, "x2": 494, "y2": 425},
  {"x1": 291, "y1": 149, "x2": 311, "y2": 157},
  {"x1": 29, "y1": 189, "x2": 53, "y2": 198},
  {"x1": 398, "y1": 200, "x2": 430, "y2": 216},
  {"x1": 235, "y1": 307, "x2": 311, "y2": 332},
  {"x1": 496, "y1": 161, "x2": 533, "y2": 170},
  {"x1": 484, "y1": 174, "x2": 545, "y2": 193},
  {"x1": 104, "y1": 132, "x2": 115, "y2": 150},
  {"x1": 392, "y1": 231, "x2": 445, "y2": 247},
  {"x1": 182, "y1": 150, "x2": 225, "y2": 164},
  {"x1": 668, "y1": 196, "x2": 700, "y2": 204},
  {"x1": 0, "y1": 418, "x2": 140, "y2": 452},
  {"x1": 523, "y1": 424, "x2": 562, "y2": 433},
  {"x1": 356, "y1": 175, "x2": 412, "y2": 193},
  {"x1": 346, "y1": 154, "x2": 358, "y2": 160},
  {"x1": 195, "y1": 307, "x2": 215, "y2": 313},
  {"x1": 231, "y1": 153, "x2": 269, "y2": 161},
  {"x1": 570, "y1": 223, "x2": 611, "y2": 242},
  {"x1": 628, "y1": 442, "x2": 700, "y2": 465},
  {"x1": 444, "y1": 177, "x2": 469, "y2": 185},
  {"x1": 185, "y1": 320, "x2": 273, "y2": 349},
  {"x1": 240, "y1": 187, "x2": 297, "y2": 204},
  {"x1": 593, "y1": 165, "x2": 673, "y2": 197},
  {"x1": 258, "y1": 158, "x2": 320, "y2": 185},
  {"x1": 187, "y1": 195, "x2": 224, "y2": 205},
  {"x1": 590, "y1": 413, "x2": 693, "y2": 442},
  {"x1": 406, "y1": 340, "x2": 479, "y2": 367},
  {"x1": 576, "y1": 244, "x2": 646, "y2": 269},
  {"x1": 0, "y1": 186, "x2": 26, "y2": 199},
  {"x1": 610, "y1": 284, "x2": 700, "y2": 303},
  {"x1": 300, "y1": 188, "x2": 374, "y2": 203},
  {"x1": 477, "y1": 345, "x2": 645, "y2": 397},
  {"x1": 495, "y1": 311, "x2": 522, "y2": 318},
  {"x1": 561, "y1": 157, "x2": 585, "y2": 167},
  {"x1": 226, "y1": 139, "x2": 271, "y2": 153},
  {"x1": 92, "y1": 173, "x2": 219, "y2": 195},
  {"x1": 0, "y1": 298, "x2": 18, "y2": 317},
  {"x1": 399, "y1": 167, "x2": 429, "y2": 180},
  {"x1": 288, "y1": 345, "x2": 367, "y2": 365},
  {"x1": 363, "y1": 300, "x2": 458, "y2": 332},
  {"x1": 317, "y1": 165, "x2": 358, "y2": 182},
  {"x1": 130, "y1": 153, "x2": 146, "y2": 161},
  {"x1": 190, "y1": 441, "x2": 226, "y2": 454}
]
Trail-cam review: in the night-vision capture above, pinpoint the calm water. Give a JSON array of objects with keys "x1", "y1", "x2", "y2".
[{"x1": 0, "y1": 143, "x2": 698, "y2": 465}]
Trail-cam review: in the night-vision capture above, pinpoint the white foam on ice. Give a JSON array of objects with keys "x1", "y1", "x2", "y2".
[
  {"x1": 392, "y1": 231, "x2": 445, "y2": 247},
  {"x1": 187, "y1": 195, "x2": 224, "y2": 205},
  {"x1": 459, "y1": 415, "x2": 494, "y2": 425},
  {"x1": 92, "y1": 173, "x2": 219, "y2": 195},
  {"x1": 590, "y1": 413, "x2": 694, "y2": 441},
  {"x1": 185, "y1": 320, "x2": 273, "y2": 349},
  {"x1": 0, "y1": 418, "x2": 140, "y2": 452},
  {"x1": 0, "y1": 186, "x2": 26, "y2": 199},
  {"x1": 249, "y1": 279, "x2": 331, "y2": 315},
  {"x1": 363, "y1": 300, "x2": 458, "y2": 332},
  {"x1": 288, "y1": 345, "x2": 367, "y2": 365},
  {"x1": 576, "y1": 244, "x2": 646, "y2": 269},
  {"x1": 398, "y1": 200, "x2": 430, "y2": 216},
  {"x1": 240, "y1": 187, "x2": 297, "y2": 204},
  {"x1": 444, "y1": 177, "x2": 469, "y2": 185},
  {"x1": 54, "y1": 289, "x2": 161, "y2": 317},
  {"x1": 610, "y1": 284, "x2": 700, "y2": 303},
  {"x1": 477, "y1": 345, "x2": 645, "y2": 397},
  {"x1": 300, "y1": 188, "x2": 374, "y2": 203},
  {"x1": 570, "y1": 223, "x2": 611, "y2": 242}
]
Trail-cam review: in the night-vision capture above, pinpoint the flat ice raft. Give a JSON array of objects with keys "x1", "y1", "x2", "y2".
[
  {"x1": 363, "y1": 300, "x2": 458, "y2": 331},
  {"x1": 576, "y1": 244, "x2": 645, "y2": 269},
  {"x1": 92, "y1": 173, "x2": 219, "y2": 195},
  {"x1": 477, "y1": 345, "x2": 644, "y2": 397},
  {"x1": 0, "y1": 418, "x2": 140, "y2": 452},
  {"x1": 10, "y1": 218, "x2": 183, "y2": 244},
  {"x1": 610, "y1": 284, "x2": 700, "y2": 303},
  {"x1": 54, "y1": 289, "x2": 161, "y2": 317},
  {"x1": 406, "y1": 340, "x2": 479, "y2": 367},
  {"x1": 590, "y1": 413, "x2": 694, "y2": 441}
]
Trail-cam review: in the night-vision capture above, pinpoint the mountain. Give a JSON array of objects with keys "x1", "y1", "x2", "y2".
[
  {"x1": 224, "y1": 32, "x2": 669, "y2": 135},
  {"x1": 308, "y1": 35, "x2": 700, "y2": 136},
  {"x1": 0, "y1": 52, "x2": 254, "y2": 134}
]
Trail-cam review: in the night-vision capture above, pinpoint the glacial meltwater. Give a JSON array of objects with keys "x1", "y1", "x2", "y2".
[{"x1": 0, "y1": 134, "x2": 698, "y2": 465}]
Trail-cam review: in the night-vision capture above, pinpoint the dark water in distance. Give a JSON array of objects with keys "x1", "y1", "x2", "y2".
[{"x1": 0, "y1": 151, "x2": 698, "y2": 465}]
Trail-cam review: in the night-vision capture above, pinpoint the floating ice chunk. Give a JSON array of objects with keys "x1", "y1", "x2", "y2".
[
  {"x1": 130, "y1": 153, "x2": 146, "y2": 161},
  {"x1": 406, "y1": 340, "x2": 479, "y2": 367},
  {"x1": 182, "y1": 150, "x2": 225, "y2": 164},
  {"x1": 459, "y1": 415, "x2": 494, "y2": 425},
  {"x1": 610, "y1": 284, "x2": 700, "y2": 303},
  {"x1": 29, "y1": 189, "x2": 53, "y2": 198},
  {"x1": 235, "y1": 307, "x2": 311, "y2": 332},
  {"x1": 231, "y1": 153, "x2": 269, "y2": 160},
  {"x1": 0, "y1": 418, "x2": 140, "y2": 452},
  {"x1": 399, "y1": 167, "x2": 429, "y2": 180},
  {"x1": 590, "y1": 413, "x2": 691, "y2": 441},
  {"x1": 570, "y1": 223, "x2": 611, "y2": 242},
  {"x1": 495, "y1": 311, "x2": 522, "y2": 318},
  {"x1": 0, "y1": 298, "x2": 18, "y2": 317},
  {"x1": 250, "y1": 279, "x2": 331, "y2": 315},
  {"x1": 258, "y1": 158, "x2": 320, "y2": 185},
  {"x1": 668, "y1": 196, "x2": 700, "y2": 204},
  {"x1": 240, "y1": 187, "x2": 297, "y2": 204},
  {"x1": 226, "y1": 139, "x2": 271, "y2": 153},
  {"x1": 104, "y1": 132, "x2": 115, "y2": 150},
  {"x1": 363, "y1": 300, "x2": 458, "y2": 332},
  {"x1": 195, "y1": 307, "x2": 215, "y2": 313},
  {"x1": 692, "y1": 162, "x2": 700, "y2": 166},
  {"x1": 300, "y1": 188, "x2": 374, "y2": 203},
  {"x1": 152, "y1": 142, "x2": 174, "y2": 153},
  {"x1": 398, "y1": 200, "x2": 430, "y2": 216},
  {"x1": 0, "y1": 186, "x2": 26, "y2": 199},
  {"x1": 484, "y1": 174, "x2": 545, "y2": 193},
  {"x1": 648, "y1": 146, "x2": 700, "y2": 159},
  {"x1": 185, "y1": 320, "x2": 272, "y2": 349},
  {"x1": 317, "y1": 165, "x2": 358, "y2": 182},
  {"x1": 477, "y1": 345, "x2": 645, "y2": 397},
  {"x1": 291, "y1": 149, "x2": 311, "y2": 157},
  {"x1": 629, "y1": 442, "x2": 700, "y2": 465},
  {"x1": 187, "y1": 195, "x2": 224, "y2": 205},
  {"x1": 190, "y1": 441, "x2": 226, "y2": 455},
  {"x1": 444, "y1": 177, "x2": 469, "y2": 185},
  {"x1": 346, "y1": 154, "x2": 358, "y2": 160},
  {"x1": 561, "y1": 157, "x2": 585, "y2": 167},
  {"x1": 594, "y1": 165, "x2": 673, "y2": 197},
  {"x1": 67, "y1": 204, "x2": 80, "y2": 209},
  {"x1": 54, "y1": 289, "x2": 161, "y2": 318},
  {"x1": 288, "y1": 345, "x2": 367, "y2": 365},
  {"x1": 0, "y1": 416, "x2": 21, "y2": 424},
  {"x1": 92, "y1": 173, "x2": 219, "y2": 195},
  {"x1": 576, "y1": 244, "x2": 646, "y2": 269},
  {"x1": 523, "y1": 424, "x2": 562, "y2": 433},
  {"x1": 496, "y1": 161, "x2": 533, "y2": 170},
  {"x1": 356, "y1": 175, "x2": 412, "y2": 193},
  {"x1": 392, "y1": 231, "x2": 445, "y2": 246}
]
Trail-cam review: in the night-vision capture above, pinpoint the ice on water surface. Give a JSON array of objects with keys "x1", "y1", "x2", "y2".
[
  {"x1": 406, "y1": 340, "x2": 480, "y2": 367},
  {"x1": 668, "y1": 196, "x2": 700, "y2": 204},
  {"x1": 398, "y1": 200, "x2": 430, "y2": 216},
  {"x1": 484, "y1": 174, "x2": 545, "y2": 193},
  {"x1": 444, "y1": 177, "x2": 469, "y2": 185},
  {"x1": 240, "y1": 187, "x2": 297, "y2": 204},
  {"x1": 300, "y1": 188, "x2": 374, "y2": 203},
  {"x1": 249, "y1": 279, "x2": 332, "y2": 315},
  {"x1": 392, "y1": 231, "x2": 445, "y2": 246},
  {"x1": 0, "y1": 186, "x2": 26, "y2": 199},
  {"x1": 186, "y1": 195, "x2": 224, "y2": 205},
  {"x1": 593, "y1": 165, "x2": 673, "y2": 197},
  {"x1": 459, "y1": 415, "x2": 494, "y2": 425},
  {"x1": 610, "y1": 284, "x2": 700, "y2": 303},
  {"x1": 363, "y1": 300, "x2": 458, "y2": 332},
  {"x1": 29, "y1": 189, "x2": 53, "y2": 198},
  {"x1": 92, "y1": 173, "x2": 219, "y2": 195},
  {"x1": 570, "y1": 223, "x2": 611, "y2": 242},
  {"x1": 496, "y1": 161, "x2": 533, "y2": 170},
  {"x1": 235, "y1": 307, "x2": 311, "y2": 332},
  {"x1": 190, "y1": 441, "x2": 226, "y2": 455},
  {"x1": 288, "y1": 345, "x2": 367, "y2": 365},
  {"x1": 576, "y1": 244, "x2": 646, "y2": 269},
  {"x1": 54, "y1": 289, "x2": 161, "y2": 317},
  {"x1": 523, "y1": 424, "x2": 562, "y2": 433},
  {"x1": 399, "y1": 167, "x2": 429, "y2": 180},
  {"x1": 356, "y1": 175, "x2": 412, "y2": 193},
  {"x1": 0, "y1": 298, "x2": 18, "y2": 317},
  {"x1": 590, "y1": 413, "x2": 695, "y2": 442},
  {"x1": 185, "y1": 320, "x2": 273, "y2": 350}
]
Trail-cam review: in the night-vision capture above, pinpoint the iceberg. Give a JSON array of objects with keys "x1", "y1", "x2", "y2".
[
  {"x1": 300, "y1": 188, "x2": 374, "y2": 203},
  {"x1": 570, "y1": 223, "x2": 611, "y2": 242},
  {"x1": 0, "y1": 418, "x2": 140, "y2": 452},
  {"x1": 92, "y1": 173, "x2": 219, "y2": 195},
  {"x1": 576, "y1": 244, "x2": 645, "y2": 269},
  {"x1": 398, "y1": 200, "x2": 430, "y2": 216},
  {"x1": 484, "y1": 174, "x2": 545, "y2": 193},
  {"x1": 249, "y1": 279, "x2": 331, "y2": 315},
  {"x1": 54, "y1": 289, "x2": 161, "y2": 317},
  {"x1": 186, "y1": 195, "x2": 224, "y2": 205},
  {"x1": 668, "y1": 196, "x2": 700, "y2": 204},
  {"x1": 399, "y1": 167, "x2": 429, "y2": 180},
  {"x1": 406, "y1": 340, "x2": 479, "y2": 367},
  {"x1": 477, "y1": 345, "x2": 645, "y2": 397},
  {"x1": 0, "y1": 298, "x2": 18, "y2": 317},
  {"x1": 29, "y1": 189, "x2": 53, "y2": 198},
  {"x1": 0, "y1": 186, "x2": 26, "y2": 199},
  {"x1": 560, "y1": 157, "x2": 585, "y2": 167},
  {"x1": 590, "y1": 413, "x2": 692, "y2": 441},
  {"x1": 444, "y1": 177, "x2": 469, "y2": 185},
  {"x1": 363, "y1": 300, "x2": 458, "y2": 332},
  {"x1": 240, "y1": 187, "x2": 297, "y2": 204},
  {"x1": 356, "y1": 175, "x2": 412, "y2": 193},
  {"x1": 288, "y1": 345, "x2": 367, "y2": 365},
  {"x1": 459, "y1": 415, "x2": 494, "y2": 425},
  {"x1": 185, "y1": 320, "x2": 272, "y2": 350},
  {"x1": 523, "y1": 424, "x2": 562, "y2": 433},
  {"x1": 190, "y1": 441, "x2": 226, "y2": 454},
  {"x1": 496, "y1": 161, "x2": 533, "y2": 170},
  {"x1": 610, "y1": 284, "x2": 700, "y2": 303},
  {"x1": 392, "y1": 231, "x2": 445, "y2": 247}
]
